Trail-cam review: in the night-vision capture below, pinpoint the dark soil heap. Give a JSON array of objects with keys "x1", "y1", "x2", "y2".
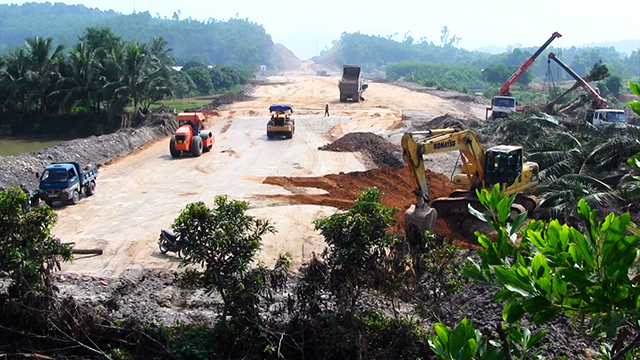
[{"x1": 318, "y1": 132, "x2": 404, "y2": 168}]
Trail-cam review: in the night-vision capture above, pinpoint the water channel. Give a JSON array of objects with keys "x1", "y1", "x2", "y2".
[{"x1": 0, "y1": 136, "x2": 67, "y2": 156}]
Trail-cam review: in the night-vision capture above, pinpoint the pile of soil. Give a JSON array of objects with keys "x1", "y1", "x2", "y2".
[
  {"x1": 201, "y1": 93, "x2": 254, "y2": 112},
  {"x1": 318, "y1": 132, "x2": 404, "y2": 168},
  {"x1": 267, "y1": 131, "x2": 490, "y2": 243},
  {"x1": 0, "y1": 114, "x2": 178, "y2": 190}
]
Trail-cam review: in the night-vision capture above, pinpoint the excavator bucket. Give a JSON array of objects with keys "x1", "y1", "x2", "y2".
[{"x1": 403, "y1": 204, "x2": 437, "y2": 235}]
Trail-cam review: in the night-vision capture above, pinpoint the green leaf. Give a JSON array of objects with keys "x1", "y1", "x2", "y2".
[
  {"x1": 629, "y1": 81, "x2": 640, "y2": 97},
  {"x1": 496, "y1": 196, "x2": 512, "y2": 224},
  {"x1": 552, "y1": 273, "x2": 568, "y2": 302},
  {"x1": 434, "y1": 323, "x2": 450, "y2": 344},
  {"x1": 510, "y1": 211, "x2": 528, "y2": 236},
  {"x1": 532, "y1": 307, "x2": 562, "y2": 324},
  {"x1": 468, "y1": 203, "x2": 491, "y2": 223},
  {"x1": 557, "y1": 267, "x2": 593, "y2": 289},
  {"x1": 521, "y1": 296, "x2": 551, "y2": 314},
  {"x1": 494, "y1": 266, "x2": 536, "y2": 297},
  {"x1": 532, "y1": 253, "x2": 550, "y2": 280},
  {"x1": 528, "y1": 329, "x2": 548, "y2": 348},
  {"x1": 573, "y1": 230, "x2": 596, "y2": 269},
  {"x1": 503, "y1": 298, "x2": 526, "y2": 323}
]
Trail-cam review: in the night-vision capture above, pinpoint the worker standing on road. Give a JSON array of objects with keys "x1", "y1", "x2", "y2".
[{"x1": 324, "y1": 102, "x2": 330, "y2": 117}]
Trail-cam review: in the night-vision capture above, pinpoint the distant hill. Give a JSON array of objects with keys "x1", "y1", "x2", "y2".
[
  {"x1": 0, "y1": 2, "x2": 281, "y2": 69},
  {"x1": 472, "y1": 45, "x2": 508, "y2": 55},
  {"x1": 474, "y1": 39, "x2": 640, "y2": 57},
  {"x1": 576, "y1": 39, "x2": 640, "y2": 56}
]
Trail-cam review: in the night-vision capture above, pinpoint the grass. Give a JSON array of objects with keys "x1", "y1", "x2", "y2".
[{"x1": 151, "y1": 96, "x2": 219, "y2": 113}]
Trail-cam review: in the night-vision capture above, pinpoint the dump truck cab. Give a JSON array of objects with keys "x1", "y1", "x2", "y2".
[{"x1": 38, "y1": 162, "x2": 98, "y2": 206}]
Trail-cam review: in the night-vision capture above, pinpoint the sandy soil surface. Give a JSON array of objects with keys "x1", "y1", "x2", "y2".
[{"x1": 52, "y1": 75, "x2": 488, "y2": 278}]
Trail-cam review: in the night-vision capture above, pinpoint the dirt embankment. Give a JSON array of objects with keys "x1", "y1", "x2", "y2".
[{"x1": 0, "y1": 114, "x2": 179, "y2": 190}]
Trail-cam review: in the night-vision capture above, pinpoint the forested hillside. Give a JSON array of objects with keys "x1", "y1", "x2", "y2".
[
  {"x1": 0, "y1": 2, "x2": 280, "y2": 70},
  {"x1": 332, "y1": 32, "x2": 639, "y2": 99}
]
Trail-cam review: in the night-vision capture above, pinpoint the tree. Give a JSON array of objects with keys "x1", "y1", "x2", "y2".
[
  {"x1": 172, "y1": 197, "x2": 275, "y2": 318},
  {"x1": 605, "y1": 74, "x2": 622, "y2": 98},
  {"x1": 186, "y1": 66, "x2": 214, "y2": 95},
  {"x1": 0, "y1": 187, "x2": 72, "y2": 298},
  {"x1": 17, "y1": 36, "x2": 63, "y2": 115},
  {"x1": 314, "y1": 187, "x2": 399, "y2": 316},
  {"x1": 455, "y1": 185, "x2": 640, "y2": 359},
  {"x1": 78, "y1": 26, "x2": 122, "y2": 54},
  {"x1": 53, "y1": 42, "x2": 102, "y2": 114}
]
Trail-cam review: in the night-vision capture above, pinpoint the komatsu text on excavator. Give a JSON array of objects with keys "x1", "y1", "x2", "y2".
[{"x1": 401, "y1": 128, "x2": 539, "y2": 234}]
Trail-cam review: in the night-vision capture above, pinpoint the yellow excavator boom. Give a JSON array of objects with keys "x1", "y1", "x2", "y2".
[{"x1": 401, "y1": 128, "x2": 539, "y2": 235}]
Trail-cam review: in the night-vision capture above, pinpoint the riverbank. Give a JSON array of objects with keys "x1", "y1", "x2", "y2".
[{"x1": 0, "y1": 114, "x2": 178, "y2": 190}]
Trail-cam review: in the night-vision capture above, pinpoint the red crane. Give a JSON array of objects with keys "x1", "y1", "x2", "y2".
[{"x1": 487, "y1": 31, "x2": 562, "y2": 120}]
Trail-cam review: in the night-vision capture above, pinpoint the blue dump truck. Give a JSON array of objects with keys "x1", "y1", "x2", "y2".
[{"x1": 38, "y1": 162, "x2": 98, "y2": 207}]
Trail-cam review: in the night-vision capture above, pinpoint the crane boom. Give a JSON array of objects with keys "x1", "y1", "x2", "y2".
[
  {"x1": 500, "y1": 32, "x2": 562, "y2": 96},
  {"x1": 547, "y1": 52, "x2": 605, "y2": 109},
  {"x1": 487, "y1": 32, "x2": 562, "y2": 120}
]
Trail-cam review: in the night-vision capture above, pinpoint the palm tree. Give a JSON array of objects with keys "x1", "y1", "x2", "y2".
[
  {"x1": 0, "y1": 49, "x2": 29, "y2": 112},
  {"x1": 491, "y1": 114, "x2": 640, "y2": 222},
  {"x1": 52, "y1": 42, "x2": 103, "y2": 115},
  {"x1": 19, "y1": 36, "x2": 63, "y2": 116}
]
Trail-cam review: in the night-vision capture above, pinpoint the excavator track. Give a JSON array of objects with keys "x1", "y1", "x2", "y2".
[
  {"x1": 432, "y1": 195, "x2": 528, "y2": 221},
  {"x1": 446, "y1": 190, "x2": 538, "y2": 214}
]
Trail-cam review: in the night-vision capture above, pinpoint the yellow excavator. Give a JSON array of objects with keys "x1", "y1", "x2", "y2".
[{"x1": 401, "y1": 128, "x2": 539, "y2": 234}]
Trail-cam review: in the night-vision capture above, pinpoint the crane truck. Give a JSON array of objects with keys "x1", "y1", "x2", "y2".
[
  {"x1": 402, "y1": 128, "x2": 539, "y2": 235},
  {"x1": 487, "y1": 32, "x2": 562, "y2": 120},
  {"x1": 546, "y1": 52, "x2": 627, "y2": 127}
]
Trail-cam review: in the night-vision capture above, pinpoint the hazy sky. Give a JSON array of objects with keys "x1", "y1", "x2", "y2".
[{"x1": 2, "y1": 0, "x2": 639, "y2": 59}]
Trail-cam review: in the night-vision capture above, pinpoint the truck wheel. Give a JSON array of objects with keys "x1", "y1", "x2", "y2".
[
  {"x1": 267, "y1": 131, "x2": 274, "y2": 139},
  {"x1": 169, "y1": 137, "x2": 181, "y2": 158},
  {"x1": 190, "y1": 136, "x2": 203, "y2": 157},
  {"x1": 70, "y1": 190, "x2": 80, "y2": 205},
  {"x1": 86, "y1": 181, "x2": 96, "y2": 196},
  {"x1": 285, "y1": 131, "x2": 293, "y2": 139}
]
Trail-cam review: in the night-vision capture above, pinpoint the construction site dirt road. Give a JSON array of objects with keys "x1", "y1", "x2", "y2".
[{"x1": 53, "y1": 72, "x2": 488, "y2": 278}]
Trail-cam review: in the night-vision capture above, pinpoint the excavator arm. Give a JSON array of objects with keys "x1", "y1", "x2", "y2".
[{"x1": 401, "y1": 128, "x2": 488, "y2": 234}]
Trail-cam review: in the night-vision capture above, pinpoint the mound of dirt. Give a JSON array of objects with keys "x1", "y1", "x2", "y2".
[
  {"x1": 318, "y1": 132, "x2": 404, "y2": 168},
  {"x1": 201, "y1": 93, "x2": 254, "y2": 111},
  {"x1": 415, "y1": 113, "x2": 469, "y2": 131},
  {"x1": 263, "y1": 166, "x2": 460, "y2": 240}
]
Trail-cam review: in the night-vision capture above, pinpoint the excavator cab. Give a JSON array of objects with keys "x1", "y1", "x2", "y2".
[{"x1": 483, "y1": 146, "x2": 523, "y2": 188}]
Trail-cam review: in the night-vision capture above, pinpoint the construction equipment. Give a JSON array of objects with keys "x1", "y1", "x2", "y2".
[
  {"x1": 38, "y1": 162, "x2": 98, "y2": 207},
  {"x1": 546, "y1": 53, "x2": 627, "y2": 127},
  {"x1": 402, "y1": 128, "x2": 539, "y2": 234},
  {"x1": 487, "y1": 32, "x2": 562, "y2": 120},
  {"x1": 267, "y1": 104, "x2": 295, "y2": 139},
  {"x1": 339, "y1": 65, "x2": 368, "y2": 102},
  {"x1": 170, "y1": 112, "x2": 214, "y2": 157}
]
